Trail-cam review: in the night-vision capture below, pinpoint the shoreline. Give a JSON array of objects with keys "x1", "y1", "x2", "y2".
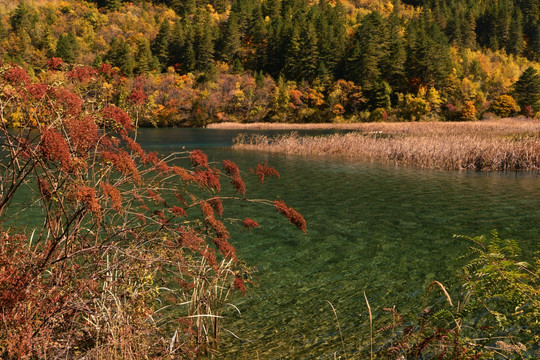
[
  {"x1": 206, "y1": 121, "x2": 401, "y2": 130},
  {"x1": 206, "y1": 118, "x2": 539, "y2": 131}
]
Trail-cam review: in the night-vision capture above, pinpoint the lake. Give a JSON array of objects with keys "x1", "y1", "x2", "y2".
[{"x1": 138, "y1": 128, "x2": 540, "y2": 359}]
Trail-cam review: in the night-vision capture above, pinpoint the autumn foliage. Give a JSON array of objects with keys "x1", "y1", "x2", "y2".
[
  {"x1": 1, "y1": 0, "x2": 538, "y2": 125},
  {"x1": 0, "y1": 63, "x2": 305, "y2": 358}
]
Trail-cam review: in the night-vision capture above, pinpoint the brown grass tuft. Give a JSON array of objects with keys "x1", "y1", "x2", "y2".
[{"x1": 234, "y1": 119, "x2": 540, "y2": 171}]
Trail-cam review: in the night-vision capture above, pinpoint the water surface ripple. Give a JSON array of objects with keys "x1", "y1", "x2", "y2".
[{"x1": 139, "y1": 129, "x2": 540, "y2": 359}]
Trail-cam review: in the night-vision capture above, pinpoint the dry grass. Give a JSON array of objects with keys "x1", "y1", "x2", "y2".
[{"x1": 233, "y1": 119, "x2": 540, "y2": 171}]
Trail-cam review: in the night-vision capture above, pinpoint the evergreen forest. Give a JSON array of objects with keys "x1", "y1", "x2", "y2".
[{"x1": 1, "y1": 0, "x2": 540, "y2": 125}]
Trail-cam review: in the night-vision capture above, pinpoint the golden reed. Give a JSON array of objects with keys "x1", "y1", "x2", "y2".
[{"x1": 233, "y1": 119, "x2": 540, "y2": 171}]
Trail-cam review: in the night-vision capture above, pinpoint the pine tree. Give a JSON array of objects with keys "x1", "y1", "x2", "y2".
[
  {"x1": 283, "y1": 25, "x2": 301, "y2": 80},
  {"x1": 445, "y1": 12, "x2": 463, "y2": 46},
  {"x1": 461, "y1": 10, "x2": 477, "y2": 49},
  {"x1": 172, "y1": 19, "x2": 198, "y2": 73},
  {"x1": 195, "y1": 23, "x2": 215, "y2": 72},
  {"x1": 273, "y1": 75, "x2": 290, "y2": 120},
  {"x1": 152, "y1": 20, "x2": 171, "y2": 70},
  {"x1": 184, "y1": 35, "x2": 197, "y2": 72},
  {"x1": 406, "y1": 11, "x2": 451, "y2": 88},
  {"x1": 345, "y1": 11, "x2": 388, "y2": 89},
  {"x1": 10, "y1": 1, "x2": 37, "y2": 34},
  {"x1": 221, "y1": 14, "x2": 242, "y2": 63},
  {"x1": 263, "y1": 0, "x2": 282, "y2": 19},
  {"x1": 136, "y1": 38, "x2": 157, "y2": 74},
  {"x1": 56, "y1": 31, "x2": 79, "y2": 64},
  {"x1": 526, "y1": 22, "x2": 540, "y2": 60},
  {"x1": 361, "y1": 41, "x2": 382, "y2": 88},
  {"x1": 476, "y1": 9, "x2": 497, "y2": 50},
  {"x1": 169, "y1": 20, "x2": 185, "y2": 66},
  {"x1": 513, "y1": 66, "x2": 540, "y2": 112},
  {"x1": 230, "y1": 0, "x2": 254, "y2": 33},
  {"x1": 381, "y1": 12, "x2": 406, "y2": 91},
  {"x1": 247, "y1": 4, "x2": 268, "y2": 70},
  {"x1": 344, "y1": 38, "x2": 363, "y2": 85},
  {"x1": 299, "y1": 22, "x2": 319, "y2": 81},
  {"x1": 14, "y1": 29, "x2": 32, "y2": 64},
  {"x1": 265, "y1": 15, "x2": 286, "y2": 77},
  {"x1": 105, "y1": 37, "x2": 135, "y2": 75},
  {"x1": 494, "y1": 0, "x2": 513, "y2": 51},
  {"x1": 315, "y1": 0, "x2": 346, "y2": 78},
  {"x1": 168, "y1": 0, "x2": 196, "y2": 16},
  {"x1": 232, "y1": 58, "x2": 244, "y2": 73},
  {"x1": 367, "y1": 80, "x2": 392, "y2": 110},
  {"x1": 430, "y1": 0, "x2": 447, "y2": 30},
  {"x1": 521, "y1": 0, "x2": 539, "y2": 59},
  {"x1": 507, "y1": 9, "x2": 524, "y2": 56}
]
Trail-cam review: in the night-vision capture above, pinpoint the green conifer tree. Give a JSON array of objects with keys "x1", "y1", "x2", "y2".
[
  {"x1": 382, "y1": 13, "x2": 406, "y2": 91},
  {"x1": 184, "y1": 37, "x2": 197, "y2": 72},
  {"x1": 462, "y1": 10, "x2": 477, "y2": 49},
  {"x1": 521, "y1": 0, "x2": 539, "y2": 59},
  {"x1": 136, "y1": 38, "x2": 157, "y2": 74},
  {"x1": 169, "y1": 20, "x2": 185, "y2": 66},
  {"x1": 248, "y1": 4, "x2": 268, "y2": 69},
  {"x1": 265, "y1": 15, "x2": 286, "y2": 77},
  {"x1": 316, "y1": 0, "x2": 346, "y2": 77},
  {"x1": 221, "y1": 14, "x2": 242, "y2": 63},
  {"x1": 263, "y1": 0, "x2": 282, "y2": 19},
  {"x1": 367, "y1": 80, "x2": 392, "y2": 110},
  {"x1": 56, "y1": 31, "x2": 79, "y2": 64},
  {"x1": 527, "y1": 23, "x2": 540, "y2": 60},
  {"x1": 195, "y1": 23, "x2": 215, "y2": 72},
  {"x1": 299, "y1": 22, "x2": 319, "y2": 81},
  {"x1": 513, "y1": 66, "x2": 540, "y2": 112},
  {"x1": 105, "y1": 37, "x2": 134, "y2": 75},
  {"x1": 10, "y1": 1, "x2": 37, "y2": 34},
  {"x1": 232, "y1": 58, "x2": 244, "y2": 73},
  {"x1": 152, "y1": 20, "x2": 171, "y2": 70},
  {"x1": 406, "y1": 11, "x2": 451, "y2": 87},
  {"x1": 283, "y1": 25, "x2": 301, "y2": 80},
  {"x1": 507, "y1": 9, "x2": 524, "y2": 56},
  {"x1": 345, "y1": 11, "x2": 388, "y2": 88},
  {"x1": 13, "y1": 28, "x2": 32, "y2": 64}
]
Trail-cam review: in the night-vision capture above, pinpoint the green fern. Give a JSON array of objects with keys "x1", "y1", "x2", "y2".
[{"x1": 378, "y1": 232, "x2": 539, "y2": 359}]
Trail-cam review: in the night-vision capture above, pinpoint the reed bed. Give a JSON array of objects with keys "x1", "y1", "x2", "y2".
[{"x1": 233, "y1": 119, "x2": 540, "y2": 171}]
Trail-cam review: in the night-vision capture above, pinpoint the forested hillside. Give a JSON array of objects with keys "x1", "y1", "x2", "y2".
[{"x1": 1, "y1": 0, "x2": 539, "y2": 126}]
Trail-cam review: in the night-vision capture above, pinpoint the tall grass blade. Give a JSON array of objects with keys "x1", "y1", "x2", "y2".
[{"x1": 327, "y1": 300, "x2": 349, "y2": 360}]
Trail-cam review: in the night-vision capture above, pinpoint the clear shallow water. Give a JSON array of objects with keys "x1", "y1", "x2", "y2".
[{"x1": 138, "y1": 129, "x2": 540, "y2": 359}]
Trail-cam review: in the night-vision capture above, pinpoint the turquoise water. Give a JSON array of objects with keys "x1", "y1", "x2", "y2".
[{"x1": 138, "y1": 129, "x2": 540, "y2": 359}]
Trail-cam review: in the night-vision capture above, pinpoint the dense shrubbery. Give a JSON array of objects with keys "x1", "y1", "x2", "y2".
[{"x1": 0, "y1": 63, "x2": 305, "y2": 358}]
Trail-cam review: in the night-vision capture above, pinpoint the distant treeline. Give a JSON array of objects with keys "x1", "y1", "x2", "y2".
[{"x1": 1, "y1": 0, "x2": 539, "y2": 125}]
